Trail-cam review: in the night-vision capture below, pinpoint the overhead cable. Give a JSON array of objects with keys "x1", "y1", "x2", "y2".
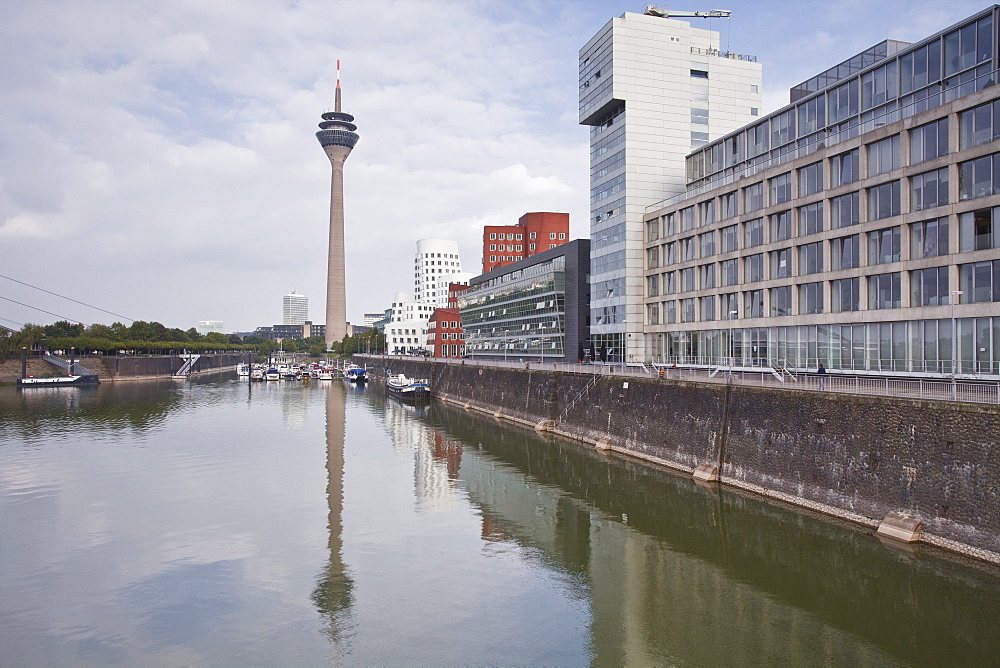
[{"x1": 0, "y1": 273, "x2": 135, "y2": 322}]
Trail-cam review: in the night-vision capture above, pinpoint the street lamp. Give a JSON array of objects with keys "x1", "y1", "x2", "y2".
[
  {"x1": 951, "y1": 290, "x2": 963, "y2": 399},
  {"x1": 728, "y1": 310, "x2": 738, "y2": 376}
]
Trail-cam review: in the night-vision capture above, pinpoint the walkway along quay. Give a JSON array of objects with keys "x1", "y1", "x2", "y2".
[
  {"x1": 358, "y1": 355, "x2": 1000, "y2": 563},
  {"x1": 0, "y1": 353, "x2": 245, "y2": 384}
]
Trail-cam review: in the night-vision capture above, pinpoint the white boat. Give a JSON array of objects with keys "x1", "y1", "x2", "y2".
[
  {"x1": 385, "y1": 373, "x2": 430, "y2": 398},
  {"x1": 17, "y1": 374, "x2": 99, "y2": 387},
  {"x1": 343, "y1": 365, "x2": 368, "y2": 383},
  {"x1": 317, "y1": 368, "x2": 334, "y2": 380},
  {"x1": 237, "y1": 363, "x2": 250, "y2": 377},
  {"x1": 265, "y1": 368, "x2": 281, "y2": 381},
  {"x1": 250, "y1": 368, "x2": 265, "y2": 381}
]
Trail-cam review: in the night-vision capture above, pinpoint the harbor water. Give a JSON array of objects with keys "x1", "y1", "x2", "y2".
[{"x1": 1, "y1": 375, "x2": 999, "y2": 665}]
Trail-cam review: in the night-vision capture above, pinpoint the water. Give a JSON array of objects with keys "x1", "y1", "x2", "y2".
[{"x1": 1, "y1": 376, "x2": 999, "y2": 665}]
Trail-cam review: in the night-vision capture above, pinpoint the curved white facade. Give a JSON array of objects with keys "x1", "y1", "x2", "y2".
[{"x1": 414, "y1": 239, "x2": 465, "y2": 306}]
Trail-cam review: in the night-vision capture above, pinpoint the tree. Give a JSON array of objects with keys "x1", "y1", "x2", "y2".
[
  {"x1": 44, "y1": 321, "x2": 84, "y2": 338},
  {"x1": 186, "y1": 327, "x2": 203, "y2": 341},
  {"x1": 164, "y1": 328, "x2": 188, "y2": 342},
  {"x1": 228, "y1": 334, "x2": 243, "y2": 344},
  {"x1": 203, "y1": 332, "x2": 229, "y2": 344}
]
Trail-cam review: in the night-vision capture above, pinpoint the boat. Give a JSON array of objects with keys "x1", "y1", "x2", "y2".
[
  {"x1": 17, "y1": 374, "x2": 99, "y2": 387},
  {"x1": 237, "y1": 363, "x2": 250, "y2": 377},
  {"x1": 385, "y1": 373, "x2": 430, "y2": 398},
  {"x1": 317, "y1": 368, "x2": 334, "y2": 380},
  {"x1": 250, "y1": 368, "x2": 265, "y2": 381},
  {"x1": 265, "y1": 368, "x2": 281, "y2": 381},
  {"x1": 343, "y1": 366, "x2": 368, "y2": 383}
]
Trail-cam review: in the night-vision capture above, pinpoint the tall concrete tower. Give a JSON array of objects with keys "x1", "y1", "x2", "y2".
[{"x1": 316, "y1": 61, "x2": 359, "y2": 347}]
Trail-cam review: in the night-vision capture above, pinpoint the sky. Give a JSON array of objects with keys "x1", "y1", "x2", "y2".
[{"x1": 0, "y1": 0, "x2": 993, "y2": 333}]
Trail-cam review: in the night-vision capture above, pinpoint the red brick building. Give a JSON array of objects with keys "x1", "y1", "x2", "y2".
[
  {"x1": 426, "y1": 308, "x2": 464, "y2": 358},
  {"x1": 482, "y1": 212, "x2": 569, "y2": 273}
]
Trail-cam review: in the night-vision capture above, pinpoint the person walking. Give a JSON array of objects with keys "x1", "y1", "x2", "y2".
[{"x1": 818, "y1": 363, "x2": 827, "y2": 390}]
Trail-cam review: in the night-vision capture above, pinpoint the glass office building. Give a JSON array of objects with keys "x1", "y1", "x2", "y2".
[{"x1": 643, "y1": 7, "x2": 1000, "y2": 377}]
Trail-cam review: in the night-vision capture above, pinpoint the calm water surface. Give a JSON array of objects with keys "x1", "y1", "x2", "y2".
[{"x1": 1, "y1": 376, "x2": 999, "y2": 665}]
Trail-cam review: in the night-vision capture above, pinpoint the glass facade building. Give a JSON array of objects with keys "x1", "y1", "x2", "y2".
[
  {"x1": 459, "y1": 240, "x2": 590, "y2": 362},
  {"x1": 643, "y1": 7, "x2": 1000, "y2": 377}
]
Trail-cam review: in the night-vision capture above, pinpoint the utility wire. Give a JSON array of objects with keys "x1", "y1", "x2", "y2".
[
  {"x1": 0, "y1": 295, "x2": 84, "y2": 324},
  {"x1": 0, "y1": 273, "x2": 135, "y2": 322},
  {"x1": 0, "y1": 315, "x2": 25, "y2": 329}
]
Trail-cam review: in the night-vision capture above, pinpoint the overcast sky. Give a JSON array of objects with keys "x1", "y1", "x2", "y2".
[{"x1": 1, "y1": 0, "x2": 992, "y2": 333}]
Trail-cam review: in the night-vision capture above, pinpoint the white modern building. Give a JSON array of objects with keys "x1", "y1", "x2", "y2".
[
  {"x1": 282, "y1": 291, "x2": 309, "y2": 325},
  {"x1": 384, "y1": 292, "x2": 436, "y2": 355},
  {"x1": 414, "y1": 239, "x2": 472, "y2": 306},
  {"x1": 580, "y1": 7, "x2": 762, "y2": 363},
  {"x1": 197, "y1": 320, "x2": 225, "y2": 335}
]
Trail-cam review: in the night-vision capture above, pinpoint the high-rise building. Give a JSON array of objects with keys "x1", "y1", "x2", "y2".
[
  {"x1": 283, "y1": 291, "x2": 308, "y2": 325},
  {"x1": 413, "y1": 239, "x2": 473, "y2": 306},
  {"x1": 580, "y1": 8, "x2": 762, "y2": 362},
  {"x1": 482, "y1": 212, "x2": 570, "y2": 273},
  {"x1": 316, "y1": 61, "x2": 359, "y2": 347},
  {"x1": 643, "y1": 7, "x2": 1000, "y2": 377},
  {"x1": 197, "y1": 320, "x2": 225, "y2": 335}
]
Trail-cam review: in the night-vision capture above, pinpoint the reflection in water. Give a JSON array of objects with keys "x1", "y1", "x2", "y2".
[
  {"x1": 425, "y1": 401, "x2": 1000, "y2": 665},
  {"x1": 311, "y1": 382, "x2": 354, "y2": 649}
]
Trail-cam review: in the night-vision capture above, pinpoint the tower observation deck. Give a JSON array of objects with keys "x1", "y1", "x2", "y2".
[{"x1": 316, "y1": 61, "x2": 359, "y2": 347}]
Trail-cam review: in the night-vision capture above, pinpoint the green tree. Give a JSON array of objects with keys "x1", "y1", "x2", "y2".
[
  {"x1": 44, "y1": 321, "x2": 84, "y2": 338},
  {"x1": 242, "y1": 335, "x2": 266, "y2": 345},
  {"x1": 186, "y1": 327, "x2": 203, "y2": 341},
  {"x1": 228, "y1": 334, "x2": 243, "y2": 344},
  {"x1": 86, "y1": 323, "x2": 116, "y2": 340},
  {"x1": 203, "y1": 332, "x2": 229, "y2": 344},
  {"x1": 164, "y1": 328, "x2": 188, "y2": 342}
]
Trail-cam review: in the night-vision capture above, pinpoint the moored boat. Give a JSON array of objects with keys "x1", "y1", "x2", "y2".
[
  {"x1": 17, "y1": 374, "x2": 99, "y2": 387},
  {"x1": 265, "y1": 368, "x2": 281, "y2": 381},
  {"x1": 385, "y1": 373, "x2": 430, "y2": 398},
  {"x1": 237, "y1": 363, "x2": 250, "y2": 377},
  {"x1": 250, "y1": 368, "x2": 265, "y2": 381},
  {"x1": 344, "y1": 366, "x2": 368, "y2": 383}
]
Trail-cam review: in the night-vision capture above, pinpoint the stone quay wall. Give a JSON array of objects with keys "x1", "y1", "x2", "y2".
[
  {"x1": 87, "y1": 353, "x2": 244, "y2": 380},
  {"x1": 364, "y1": 357, "x2": 1000, "y2": 562}
]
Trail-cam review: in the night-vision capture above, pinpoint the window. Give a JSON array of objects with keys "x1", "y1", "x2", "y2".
[
  {"x1": 489, "y1": 244, "x2": 496, "y2": 251},
  {"x1": 699, "y1": 199, "x2": 716, "y2": 227},
  {"x1": 959, "y1": 260, "x2": 1000, "y2": 303},
  {"x1": 828, "y1": 80, "x2": 859, "y2": 124},
  {"x1": 721, "y1": 259, "x2": 738, "y2": 286},
  {"x1": 799, "y1": 242, "x2": 823, "y2": 275},
  {"x1": 529, "y1": 243, "x2": 536, "y2": 251},
  {"x1": 868, "y1": 226, "x2": 901, "y2": 264},
  {"x1": 911, "y1": 267, "x2": 950, "y2": 306},
  {"x1": 771, "y1": 109, "x2": 795, "y2": 147},
  {"x1": 770, "y1": 211, "x2": 791, "y2": 242},
  {"x1": 559, "y1": 233, "x2": 566, "y2": 240},
  {"x1": 799, "y1": 202, "x2": 824, "y2": 236},
  {"x1": 798, "y1": 96, "x2": 825, "y2": 135},
  {"x1": 699, "y1": 263, "x2": 716, "y2": 289},
  {"x1": 943, "y1": 15, "x2": 992, "y2": 77},
  {"x1": 700, "y1": 296, "x2": 716, "y2": 321},
  {"x1": 831, "y1": 192, "x2": 860, "y2": 228},
  {"x1": 699, "y1": 231, "x2": 716, "y2": 257},
  {"x1": 900, "y1": 40, "x2": 941, "y2": 95},
  {"x1": 516, "y1": 234, "x2": 522, "y2": 240},
  {"x1": 664, "y1": 213, "x2": 677, "y2": 236},
  {"x1": 690, "y1": 69, "x2": 708, "y2": 79},
  {"x1": 681, "y1": 206, "x2": 696, "y2": 231},
  {"x1": 770, "y1": 286, "x2": 792, "y2": 316},
  {"x1": 721, "y1": 224, "x2": 738, "y2": 253},
  {"x1": 910, "y1": 118, "x2": 948, "y2": 163},
  {"x1": 861, "y1": 60, "x2": 898, "y2": 110},
  {"x1": 869, "y1": 272, "x2": 902, "y2": 309},
  {"x1": 647, "y1": 303, "x2": 660, "y2": 326},
  {"x1": 744, "y1": 218, "x2": 765, "y2": 248},
  {"x1": 911, "y1": 217, "x2": 949, "y2": 258},
  {"x1": 959, "y1": 153, "x2": 1000, "y2": 200},
  {"x1": 830, "y1": 149, "x2": 859, "y2": 186},
  {"x1": 663, "y1": 271, "x2": 677, "y2": 294},
  {"x1": 549, "y1": 233, "x2": 556, "y2": 240},
  {"x1": 516, "y1": 245, "x2": 522, "y2": 252},
  {"x1": 744, "y1": 182, "x2": 764, "y2": 212},
  {"x1": 721, "y1": 191, "x2": 738, "y2": 219},
  {"x1": 529, "y1": 232, "x2": 536, "y2": 239},
  {"x1": 959, "y1": 99, "x2": 1000, "y2": 149},
  {"x1": 911, "y1": 168, "x2": 949, "y2": 211},
  {"x1": 868, "y1": 181, "x2": 901, "y2": 220},
  {"x1": 770, "y1": 248, "x2": 791, "y2": 279},
  {"x1": 663, "y1": 241, "x2": 677, "y2": 265},
  {"x1": 959, "y1": 207, "x2": 1000, "y2": 251},
  {"x1": 745, "y1": 289, "x2": 764, "y2": 318},
  {"x1": 646, "y1": 247, "x2": 659, "y2": 269},
  {"x1": 867, "y1": 135, "x2": 900, "y2": 176},
  {"x1": 681, "y1": 268, "x2": 696, "y2": 292},
  {"x1": 691, "y1": 107, "x2": 709, "y2": 125},
  {"x1": 798, "y1": 161, "x2": 823, "y2": 196},
  {"x1": 799, "y1": 282, "x2": 824, "y2": 314},
  {"x1": 769, "y1": 172, "x2": 792, "y2": 205},
  {"x1": 722, "y1": 293, "x2": 739, "y2": 319},
  {"x1": 681, "y1": 298, "x2": 696, "y2": 322},
  {"x1": 745, "y1": 253, "x2": 765, "y2": 283},
  {"x1": 664, "y1": 301, "x2": 677, "y2": 324},
  {"x1": 831, "y1": 278, "x2": 860, "y2": 312},
  {"x1": 490, "y1": 233, "x2": 496, "y2": 240},
  {"x1": 832, "y1": 234, "x2": 860, "y2": 270},
  {"x1": 675, "y1": 237, "x2": 695, "y2": 263}
]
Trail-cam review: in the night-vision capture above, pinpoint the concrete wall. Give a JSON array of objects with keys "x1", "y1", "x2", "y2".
[
  {"x1": 363, "y1": 357, "x2": 1000, "y2": 561},
  {"x1": 90, "y1": 353, "x2": 243, "y2": 379}
]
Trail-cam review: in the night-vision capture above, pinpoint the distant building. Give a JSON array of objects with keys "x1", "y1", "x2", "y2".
[
  {"x1": 482, "y1": 212, "x2": 569, "y2": 274},
  {"x1": 385, "y1": 292, "x2": 436, "y2": 355},
  {"x1": 197, "y1": 320, "x2": 225, "y2": 335},
  {"x1": 363, "y1": 312, "x2": 384, "y2": 327},
  {"x1": 414, "y1": 239, "x2": 473, "y2": 306},
  {"x1": 254, "y1": 321, "x2": 325, "y2": 341},
  {"x1": 426, "y1": 308, "x2": 464, "y2": 358},
  {"x1": 459, "y1": 239, "x2": 590, "y2": 363},
  {"x1": 283, "y1": 292, "x2": 309, "y2": 325}
]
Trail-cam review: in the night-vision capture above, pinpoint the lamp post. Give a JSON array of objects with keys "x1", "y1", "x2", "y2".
[
  {"x1": 951, "y1": 290, "x2": 963, "y2": 400},
  {"x1": 728, "y1": 310, "x2": 738, "y2": 376}
]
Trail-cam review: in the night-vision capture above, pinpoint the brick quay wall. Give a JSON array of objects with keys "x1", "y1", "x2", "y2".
[{"x1": 364, "y1": 357, "x2": 1000, "y2": 562}]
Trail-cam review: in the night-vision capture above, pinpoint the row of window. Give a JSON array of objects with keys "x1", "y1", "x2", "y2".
[{"x1": 646, "y1": 260, "x2": 999, "y2": 325}]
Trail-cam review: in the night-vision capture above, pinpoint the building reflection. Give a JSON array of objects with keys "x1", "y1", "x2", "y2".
[
  {"x1": 382, "y1": 398, "x2": 459, "y2": 512},
  {"x1": 311, "y1": 381, "x2": 354, "y2": 646}
]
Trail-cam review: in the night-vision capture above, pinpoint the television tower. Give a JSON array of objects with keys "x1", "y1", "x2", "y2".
[{"x1": 316, "y1": 61, "x2": 359, "y2": 347}]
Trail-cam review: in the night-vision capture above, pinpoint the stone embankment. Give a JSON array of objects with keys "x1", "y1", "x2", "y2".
[
  {"x1": 0, "y1": 354, "x2": 244, "y2": 383},
  {"x1": 364, "y1": 357, "x2": 1000, "y2": 563}
]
